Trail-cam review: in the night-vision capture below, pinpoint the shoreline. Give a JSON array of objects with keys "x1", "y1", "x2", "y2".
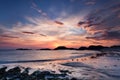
[{"x1": 0, "y1": 51, "x2": 120, "y2": 80}]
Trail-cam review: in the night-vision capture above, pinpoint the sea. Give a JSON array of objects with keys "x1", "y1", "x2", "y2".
[
  {"x1": 0, "y1": 50, "x2": 96, "y2": 66},
  {"x1": 0, "y1": 49, "x2": 120, "y2": 80}
]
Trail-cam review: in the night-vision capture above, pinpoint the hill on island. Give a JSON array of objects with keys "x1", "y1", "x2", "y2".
[
  {"x1": 16, "y1": 45, "x2": 120, "y2": 51},
  {"x1": 54, "y1": 46, "x2": 76, "y2": 50}
]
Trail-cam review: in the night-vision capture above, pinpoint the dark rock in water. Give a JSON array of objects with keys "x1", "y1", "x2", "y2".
[
  {"x1": 0, "y1": 66, "x2": 7, "y2": 79},
  {"x1": 96, "y1": 53, "x2": 106, "y2": 57},
  {"x1": 90, "y1": 55, "x2": 97, "y2": 59},
  {"x1": 47, "y1": 77, "x2": 69, "y2": 80},
  {"x1": 31, "y1": 70, "x2": 67, "y2": 79},
  {"x1": 40, "y1": 71, "x2": 51, "y2": 75},
  {"x1": 7, "y1": 66, "x2": 21, "y2": 74},
  {"x1": 71, "y1": 78, "x2": 77, "y2": 80},
  {"x1": 0, "y1": 66, "x2": 7, "y2": 74},
  {"x1": 51, "y1": 73, "x2": 67, "y2": 77},
  {"x1": 59, "y1": 70, "x2": 71, "y2": 74},
  {"x1": 0, "y1": 66, "x2": 77, "y2": 80},
  {"x1": 22, "y1": 67, "x2": 30, "y2": 74},
  {"x1": 90, "y1": 53, "x2": 107, "y2": 59},
  {"x1": 20, "y1": 68, "x2": 30, "y2": 80},
  {"x1": 6, "y1": 66, "x2": 21, "y2": 79},
  {"x1": 31, "y1": 70, "x2": 45, "y2": 79}
]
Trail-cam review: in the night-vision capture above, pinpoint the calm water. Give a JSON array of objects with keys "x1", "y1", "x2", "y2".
[{"x1": 0, "y1": 50, "x2": 97, "y2": 64}]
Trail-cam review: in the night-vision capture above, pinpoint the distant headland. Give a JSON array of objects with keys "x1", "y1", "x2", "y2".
[
  {"x1": 16, "y1": 48, "x2": 32, "y2": 50},
  {"x1": 16, "y1": 45, "x2": 120, "y2": 51}
]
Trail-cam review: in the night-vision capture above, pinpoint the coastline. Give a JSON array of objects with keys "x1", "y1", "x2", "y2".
[{"x1": 0, "y1": 50, "x2": 120, "y2": 80}]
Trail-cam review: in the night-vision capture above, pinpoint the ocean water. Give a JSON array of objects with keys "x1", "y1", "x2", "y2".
[
  {"x1": 0, "y1": 50, "x2": 120, "y2": 80},
  {"x1": 0, "y1": 50, "x2": 97, "y2": 64},
  {"x1": 0, "y1": 50, "x2": 99, "y2": 69}
]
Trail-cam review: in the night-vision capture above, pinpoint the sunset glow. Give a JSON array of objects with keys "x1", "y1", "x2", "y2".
[{"x1": 0, "y1": 0, "x2": 120, "y2": 49}]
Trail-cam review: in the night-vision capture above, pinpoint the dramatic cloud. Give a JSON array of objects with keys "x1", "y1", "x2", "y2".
[
  {"x1": 87, "y1": 31, "x2": 120, "y2": 40},
  {"x1": 77, "y1": 2, "x2": 120, "y2": 42},
  {"x1": 0, "y1": 0, "x2": 120, "y2": 48}
]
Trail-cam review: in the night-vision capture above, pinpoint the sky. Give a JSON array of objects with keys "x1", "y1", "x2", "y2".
[{"x1": 0, "y1": 0, "x2": 120, "y2": 49}]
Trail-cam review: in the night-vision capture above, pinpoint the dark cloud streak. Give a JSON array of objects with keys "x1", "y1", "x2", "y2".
[
  {"x1": 0, "y1": 34, "x2": 19, "y2": 38},
  {"x1": 40, "y1": 34, "x2": 47, "y2": 37},
  {"x1": 54, "y1": 21, "x2": 64, "y2": 25},
  {"x1": 22, "y1": 31, "x2": 34, "y2": 34}
]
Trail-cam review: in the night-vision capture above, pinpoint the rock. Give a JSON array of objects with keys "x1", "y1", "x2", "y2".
[
  {"x1": 22, "y1": 67, "x2": 30, "y2": 74},
  {"x1": 0, "y1": 66, "x2": 78, "y2": 80},
  {"x1": 20, "y1": 68, "x2": 30, "y2": 80},
  {"x1": 71, "y1": 78, "x2": 77, "y2": 80},
  {"x1": 90, "y1": 55, "x2": 97, "y2": 59},
  {"x1": 6, "y1": 66, "x2": 21, "y2": 79},
  {"x1": 31, "y1": 70, "x2": 45, "y2": 79},
  {"x1": 59, "y1": 70, "x2": 71, "y2": 74},
  {"x1": 0, "y1": 66, "x2": 7, "y2": 79}
]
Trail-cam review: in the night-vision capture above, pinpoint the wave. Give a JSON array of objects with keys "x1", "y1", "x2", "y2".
[
  {"x1": 0, "y1": 53, "x2": 93, "y2": 64},
  {"x1": 0, "y1": 58, "x2": 62, "y2": 64}
]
